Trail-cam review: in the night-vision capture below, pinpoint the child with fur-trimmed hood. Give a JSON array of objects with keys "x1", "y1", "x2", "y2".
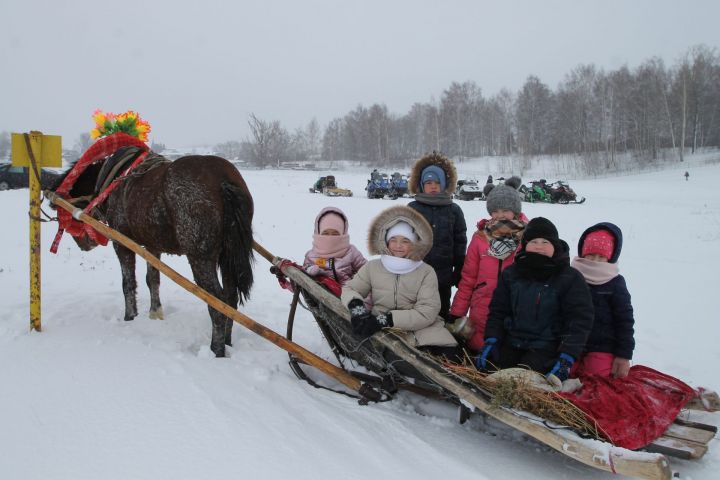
[
  {"x1": 303, "y1": 207, "x2": 367, "y2": 285},
  {"x1": 341, "y1": 205, "x2": 459, "y2": 358},
  {"x1": 448, "y1": 176, "x2": 528, "y2": 351},
  {"x1": 408, "y1": 152, "x2": 467, "y2": 320}
]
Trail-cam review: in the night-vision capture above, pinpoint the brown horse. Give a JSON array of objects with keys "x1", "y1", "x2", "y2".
[{"x1": 55, "y1": 149, "x2": 254, "y2": 357}]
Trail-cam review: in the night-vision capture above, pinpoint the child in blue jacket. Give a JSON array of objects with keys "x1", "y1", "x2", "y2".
[
  {"x1": 408, "y1": 151, "x2": 467, "y2": 321},
  {"x1": 571, "y1": 222, "x2": 635, "y2": 378}
]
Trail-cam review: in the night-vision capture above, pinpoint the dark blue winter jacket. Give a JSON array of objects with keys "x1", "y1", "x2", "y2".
[
  {"x1": 485, "y1": 242, "x2": 594, "y2": 360},
  {"x1": 584, "y1": 276, "x2": 635, "y2": 359},
  {"x1": 408, "y1": 200, "x2": 467, "y2": 288}
]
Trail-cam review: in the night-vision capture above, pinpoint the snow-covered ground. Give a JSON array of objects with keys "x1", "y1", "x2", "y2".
[{"x1": 1, "y1": 160, "x2": 718, "y2": 479}]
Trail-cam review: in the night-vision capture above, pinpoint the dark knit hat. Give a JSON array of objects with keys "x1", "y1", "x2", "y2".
[
  {"x1": 522, "y1": 217, "x2": 560, "y2": 248},
  {"x1": 486, "y1": 178, "x2": 522, "y2": 215}
]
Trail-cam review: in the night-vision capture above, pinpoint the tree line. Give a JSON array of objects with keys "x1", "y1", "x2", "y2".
[{"x1": 217, "y1": 44, "x2": 719, "y2": 172}]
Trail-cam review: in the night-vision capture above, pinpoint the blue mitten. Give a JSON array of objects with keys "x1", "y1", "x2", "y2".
[
  {"x1": 474, "y1": 337, "x2": 498, "y2": 370},
  {"x1": 547, "y1": 353, "x2": 575, "y2": 381}
]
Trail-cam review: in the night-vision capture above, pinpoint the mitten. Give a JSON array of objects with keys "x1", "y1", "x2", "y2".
[
  {"x1": 353, "y1": 312, "x2": 392, "y2": 337},
  {"x1": 547, "y1": 353, "x2": 575, "y2": 382},
  {"x1": 348, "y1": 299, "x2": 373, "y2": 336},
  {"x1": 474, "y1": 337, "x2": 498, "y2": 370}
]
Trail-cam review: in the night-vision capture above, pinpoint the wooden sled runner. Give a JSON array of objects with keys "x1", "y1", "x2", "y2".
[{"x1": 261, "y1": 252, "x2": 716, "y2": 480}]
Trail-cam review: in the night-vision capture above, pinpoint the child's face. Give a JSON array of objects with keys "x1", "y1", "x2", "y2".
[
  {"x1": 422, "y1": 180, "x2": 442, "y2": 194},
  {"x1": 526, "y1": 238, "x2": 555, "y2": 257},
  {"x1": 584, "y1": 253, "x2": 609, "y2": 262},
  {"x1": 491, "y1": 209, "x2": 515, "y2": 221},
  {"x1": 321, "y1": 228, "x2": 340, "y2": 236},
  {"x1": 387, "y1": 236, "x2": 413, "y2": 258}
]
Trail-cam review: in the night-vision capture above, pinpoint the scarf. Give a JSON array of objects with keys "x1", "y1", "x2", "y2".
[
  {"x1": 311, "y1": 234, "x2": 350, "y2": 258},
  {"x1": 381, "y1": 255, "x2": 424, "y2": 274},
  {"x1": 413, "y1": 192, "x2": 453, "y2": 206},
  {"x1": 484, "y1": 218, "x2": 526, "y2": 260},
  {"x1": 571, "y1": 257, "x2": 619, "y2": 285},
  {"x1": 514, "y1": 251, "x2": 569, "y2": 281}
]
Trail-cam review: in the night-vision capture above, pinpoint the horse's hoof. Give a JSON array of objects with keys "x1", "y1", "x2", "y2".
[
  {"x1": 149, "y1": 308, "x2": 164, "y2": 320},
  {"x1": 124, "y1": 316, "x2": 135, "y2": 322}
]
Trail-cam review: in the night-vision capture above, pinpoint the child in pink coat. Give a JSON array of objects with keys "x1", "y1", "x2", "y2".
[
  {"x1": 303, "y1": 207, "x2": 367, "y2": 285},
  {"x1": 448, "y1": 177, "x2": 528, "y2": 351}
]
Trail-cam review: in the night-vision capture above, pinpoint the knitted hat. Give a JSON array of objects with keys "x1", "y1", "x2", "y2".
[
  {"x1": 522, "y1": 217, "x2": 560, "y2": 249},
  {"x1": 421, "y1": 165, "x2": 447, "y2": 192},
  {"x1": 581, "y1": 229, "x2": 615, "y2": 260},
  {"x1": 486, "y1": 184, "x2": 522, "y2": 215},
  {"x1": 318, "y1": 212, "x2": 346, "y2": 235},
  {"x1": 386, "y1": 221, "x2": 418, "y2": 243}
]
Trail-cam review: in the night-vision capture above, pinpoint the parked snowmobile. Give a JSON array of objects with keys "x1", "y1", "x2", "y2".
[
  {"x1": 547, "y1": 180, "x2": 585, "y2": 204},
  {"x1": 388, "y1": 172, "x2": 410, "y2": 199},
  {"x1": 521, "y1": 179, "x2": 552, "y2": 203},
  {"x1": 309, "y1": 175, "x2": 353, "y2": 197},
  {"x1": 365, "y1": 172, "x2": 392, "y2": 199},
  {"x1": 454, "y1": 178, "x2": 485, "y2": 201}
]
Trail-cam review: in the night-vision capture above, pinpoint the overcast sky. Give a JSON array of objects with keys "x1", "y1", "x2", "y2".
[{"x1": 2, "y1": 0, "x2": 719, "y2": 148}]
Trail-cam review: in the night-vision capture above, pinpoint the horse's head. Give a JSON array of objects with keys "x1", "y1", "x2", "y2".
[{"x1": 51, "y1": 161, "x2": 105, "y2": 251}]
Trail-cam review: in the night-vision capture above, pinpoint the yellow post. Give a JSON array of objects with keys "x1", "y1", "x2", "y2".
[
  {"x1": 29, "y1": 153, "x2": 42, "y2": 331},
  {"x1": 11, "y1": 131, "x2": 62, "y2": 332}
]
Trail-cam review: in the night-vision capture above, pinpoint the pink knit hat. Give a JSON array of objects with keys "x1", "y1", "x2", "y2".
[
  {"x1": 318, "y1": 212, "x2": 345, "y2": 235},
  {"x1": 581, "y1": 230, "x2": 615, "y2": 259}
]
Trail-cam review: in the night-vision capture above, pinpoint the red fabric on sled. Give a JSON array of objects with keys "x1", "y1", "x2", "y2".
[{"x1": 560, "y1": 365, "x2": 696, "y2": 450}]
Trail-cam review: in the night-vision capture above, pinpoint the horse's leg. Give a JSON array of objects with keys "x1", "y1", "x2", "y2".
[
  {"x1": 146, "y1": 251, "x2": 163, "y2": 320},
  {"x1": 188, "y1": 255, "x2": 229, "y2": 357},
  {"x1": 221, "y1": 268, "x2": 238, "y2": 346},
  {"x1": 113, "y1": 243, "x2": 138, "y2": 321}
]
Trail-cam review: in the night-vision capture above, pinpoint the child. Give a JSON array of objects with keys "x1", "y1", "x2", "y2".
[
  {"x1": 477, "y1": 217, "x2": 594, "y2": 381},
  {"x1": 448, "y1": 177, "x2": 528, "y2": 351},
  {"x1": 570, "y1": 223, "x2": 635, "y2": 378},
  {"x1": 340, "y1": 205, "x2": 459, "y2": 358},
  {"x1": 303, "y1": 207, "x2": 367, "y2": 285},
  {"x1": 408, "y1": 152, "x2": 467, "y2": 321}
]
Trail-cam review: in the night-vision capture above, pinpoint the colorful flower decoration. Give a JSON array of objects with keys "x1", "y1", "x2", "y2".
[{"x1": 90, "y1": 109, "x2": 151, "y2": 142}]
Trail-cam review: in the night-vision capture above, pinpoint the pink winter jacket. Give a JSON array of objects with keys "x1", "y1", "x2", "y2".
[
  {"x1": 303, "y1": 207, "x2": 367, "y2": 285},
  {"x1": 449, "y1": 214, "x2": 528, "y2": 351}
]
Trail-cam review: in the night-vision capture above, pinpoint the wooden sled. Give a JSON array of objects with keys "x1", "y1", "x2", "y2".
[{"x1": 266, "y1": 255, "x2": 716, "y2": 480}]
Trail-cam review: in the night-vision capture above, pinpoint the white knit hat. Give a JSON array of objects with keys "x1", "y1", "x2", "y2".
[{"x1": 385, "y1": 221, "x2": 417, "y2": 243}]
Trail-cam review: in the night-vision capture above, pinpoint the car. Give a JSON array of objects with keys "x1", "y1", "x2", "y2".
[{"x1": 0, "y1": 164, "x2": 64, "y2": 191}]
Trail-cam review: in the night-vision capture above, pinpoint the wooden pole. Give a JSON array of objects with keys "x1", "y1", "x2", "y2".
[
  {"x1": 46, "y1": 192, "x2": 380, "y2": 401},
  {"x1": 28, "y1": 156, "x2": 42, "y2": 332}
]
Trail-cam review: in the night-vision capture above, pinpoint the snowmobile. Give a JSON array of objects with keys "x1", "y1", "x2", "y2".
[
  {"x1": 309, "y1": 175, "x2": 353, "y2": 197},
  {"x1": 388, "y1": 172, "x2": 410, "y2": 199},
  {"x1": 547, "y1": 180, "x2": 585, "y2": 204},
  {"x1": 454, "y1": 178, "x2": 485, "y2": 201},
  {"x1": 264, "y1": 255, "x2": 718, "y2": 480},
  {"x1": 365, "y1": 172, "x2": 393, "y2": 199}
]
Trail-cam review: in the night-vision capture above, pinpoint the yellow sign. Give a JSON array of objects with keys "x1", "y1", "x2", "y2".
[{"x1": 11, "y1": 131, "x2": 62, "y2": 168}]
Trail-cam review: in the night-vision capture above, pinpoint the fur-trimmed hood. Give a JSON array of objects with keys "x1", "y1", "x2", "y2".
[
  {"x1": 408, "y1": 151, "x2": 458, "y2": 195},
  {"x1": 367, "y1": 205, "x2": 433, "y2": 261}
]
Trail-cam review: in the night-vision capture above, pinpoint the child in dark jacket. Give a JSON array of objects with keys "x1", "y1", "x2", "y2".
[
  {"x1": 408, "y1": 152, "x2": 467, "y2": 321},
  {"x1": 477, "y1": 217, "x2": 594, "y2": 381},
  {"x1": 570, "y1": 222, "x2": 635, "y2": 378}
]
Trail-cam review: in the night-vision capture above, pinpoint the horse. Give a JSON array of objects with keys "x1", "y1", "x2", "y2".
[{"x1": 54, "y1": 145, "x2": 254, "y2": 358}]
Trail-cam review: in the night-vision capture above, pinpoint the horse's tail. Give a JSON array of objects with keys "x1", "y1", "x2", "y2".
[{"x1": 219, "y1": 181, "x2": 254, "y2": 305}]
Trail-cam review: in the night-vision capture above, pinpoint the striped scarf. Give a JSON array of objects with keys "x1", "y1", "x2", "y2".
[{"x1": 484, "y1": 218, "x2": 526, "y2": 260}]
